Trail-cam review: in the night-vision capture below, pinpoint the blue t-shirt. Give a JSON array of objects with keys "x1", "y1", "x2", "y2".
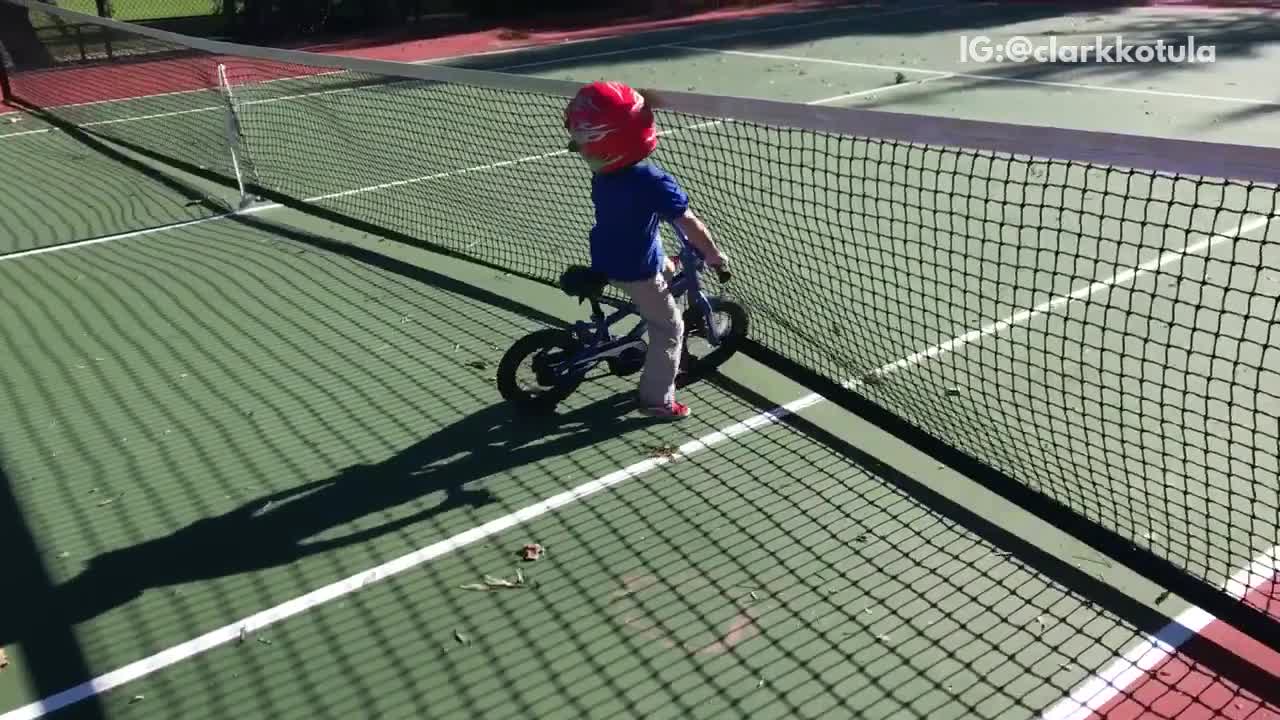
[{"x1": 588, "y1": 161, "x2": 690, "y2": 282}]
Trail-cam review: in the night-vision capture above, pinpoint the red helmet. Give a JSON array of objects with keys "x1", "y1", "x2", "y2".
[{"x1": 564, "y1": 81, "x2": 657, "y2": 172}]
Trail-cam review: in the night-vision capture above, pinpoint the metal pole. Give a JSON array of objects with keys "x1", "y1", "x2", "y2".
[
  {"x1": 216, "y1": 64, "x2": 252, "y2": 208},
  {"x1": 0, "y1": 62, "x2": 12, "y2": 104}
]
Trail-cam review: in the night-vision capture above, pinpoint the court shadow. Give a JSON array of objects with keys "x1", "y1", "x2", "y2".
[
  {"x1": 0, "y1": 460, "x2": 107, "y2": 718},
  {"x1": 21, "y1": 391, "x2": 653, "y2": 637},
  {"x1": 723, "y1": 349, "x2": 1280, "y2": 706},
  {"x1": 228, "y1": 213, "x2": 570, "y2": 330}
]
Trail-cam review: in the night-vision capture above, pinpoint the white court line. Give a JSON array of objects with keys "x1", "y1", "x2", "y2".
[
  {"x1": 876, "y1": 214, "x2": 1272, "y2": 378},
  {"x1": 1042, "y1": 545, "x2": 1280, "y2": 720},
  {"x1": 0, "y1": 1, "x2": 945, "y2": 129},
  {"x1": 0, "y1": 213, "x2": 237, "y2": 263},
  {"x1": 673, "y1": 46, "x2": 1280, "y2": 107},
  {"x1": 492, "y1": 2, "x2": 950, "y2": 72},
  {"x1": 1, "y1": 76, "x2": 921, "y2": 266},
  {"x1": 0, "y1": 203, "x2": 1269, "y2": 720},
  {"x1": 1, "y1": 104, "x2": 225, "y2": 140},
  {"x1": 0, "y1": 2, "x2": 947, "y2": 144}
]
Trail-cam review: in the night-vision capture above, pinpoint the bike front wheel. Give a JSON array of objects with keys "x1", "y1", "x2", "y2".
[
  {"x1": 678, "y1": 297, "x2": 749, "y2": 388},
  {"x1": 497, "y1": 328, "x2": 585, "y2": 413}
]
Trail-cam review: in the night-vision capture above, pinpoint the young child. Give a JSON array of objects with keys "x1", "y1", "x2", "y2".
[{"x1": 564, "y1": 80, "x2": 728, "y2": 420}]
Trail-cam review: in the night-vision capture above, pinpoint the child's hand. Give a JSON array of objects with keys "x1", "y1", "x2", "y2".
[{"x1": 708, "y1": 252, "x2": 731, "y2": 283}]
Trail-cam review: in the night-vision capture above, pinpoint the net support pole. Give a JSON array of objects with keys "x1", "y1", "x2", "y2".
[
  {"x1": 216, "y1": 63, "x2": 253, "y2": 210},
  {"x1": 93, "y1": 0, "x2": 113, "y2": 59},
  {"x1": 0, "y1": 61, "x2": 11, "y2": 103}
]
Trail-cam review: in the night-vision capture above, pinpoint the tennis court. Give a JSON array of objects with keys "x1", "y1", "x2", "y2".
[{"x1": 4, "y1": 1, "x2": 1280, "y2": 718}]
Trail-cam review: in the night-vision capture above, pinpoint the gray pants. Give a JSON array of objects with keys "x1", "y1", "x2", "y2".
[{"x1": 614, "y1": 267, "x2": 684, "y2": 407}]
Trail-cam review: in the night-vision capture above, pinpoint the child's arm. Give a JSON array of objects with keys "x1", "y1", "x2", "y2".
[{"x1": 673, "y1": 209, "x2": 728, "y2": 268}]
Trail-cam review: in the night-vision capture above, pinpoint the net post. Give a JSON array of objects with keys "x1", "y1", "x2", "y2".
[
  {"x1": 215, "y1": 63, "x2": 252, "y2": 210},
  {"x1": 93, "y1": 0, "x2": 115, "y2": 60},
  {"x1": 0, "y1": 61, "x2": 11, "y2": 103}
]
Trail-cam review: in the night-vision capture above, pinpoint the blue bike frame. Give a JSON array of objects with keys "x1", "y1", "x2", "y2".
[{"x1": 551, "y1": 222, "x2": 725, "y2": 382}]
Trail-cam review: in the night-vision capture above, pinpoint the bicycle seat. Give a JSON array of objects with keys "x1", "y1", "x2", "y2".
[{"x1": 559, "y1": 265, "x2": 609, "y2": 299}]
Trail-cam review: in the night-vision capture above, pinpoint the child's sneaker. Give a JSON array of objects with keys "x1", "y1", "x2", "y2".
[{"x1": 639, "y1": 401, "x2": 691, "y2": 420}]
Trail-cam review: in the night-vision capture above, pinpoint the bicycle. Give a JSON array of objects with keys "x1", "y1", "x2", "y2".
[{"x1": 496, "y1": 223, "x2": 749, "y2": 413}]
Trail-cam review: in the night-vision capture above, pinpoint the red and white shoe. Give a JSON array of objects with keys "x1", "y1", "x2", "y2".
[{"x1": 639, "y1": 400, "x2": 691, "y2": 420}]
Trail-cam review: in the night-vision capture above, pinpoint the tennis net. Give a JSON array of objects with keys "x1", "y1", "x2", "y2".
[{"x1": 5, "y1": 0, "x2": 1280, "y2": 635}]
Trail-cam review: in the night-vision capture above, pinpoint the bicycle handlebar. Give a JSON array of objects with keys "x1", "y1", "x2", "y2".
[{"x1": 670, "y1": 220, "x2": 731, "y2": 284}]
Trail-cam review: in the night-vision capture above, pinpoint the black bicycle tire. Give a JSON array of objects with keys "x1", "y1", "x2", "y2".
[
  {"x1": 677, "y1": 297, "x2": 749, "y2": 388},
  {"x1": 496, "y1": 328, "x2": 584, "y2": 413}
]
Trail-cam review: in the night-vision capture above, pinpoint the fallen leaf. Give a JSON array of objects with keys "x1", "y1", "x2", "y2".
[
  {"x1": 129, "y1": 695, "x2": 145, "y2": 704},
  {"x1": 521, "y1": 543, "x2": 544, "y2": 561},
  {"x1": 459, "y1": 571, "x2": 529, "y2": 591},
  {"x1": 650, "y1": 445, "x2": 679, "y2": 459},
  {"x1": 454, "y1": 630, "x2": 470, "y2": 645}
]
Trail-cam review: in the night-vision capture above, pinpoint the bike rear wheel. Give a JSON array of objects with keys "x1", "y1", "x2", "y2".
[
  {"x1": 497, "y1": 328, "x2": 584, "y2": 413},
  {"x1": 677, "y1": 297, "x2": 749, "y2": 388}
]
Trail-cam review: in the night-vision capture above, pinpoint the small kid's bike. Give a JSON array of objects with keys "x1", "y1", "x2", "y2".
[{"x1": 496, "y1": 223, "x2": 749, "y2": 412}]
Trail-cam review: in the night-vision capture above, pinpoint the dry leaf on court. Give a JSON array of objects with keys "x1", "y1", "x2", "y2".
[
  {"x1": 454, "y1": 630, "x2": 470, "y2": 646},
  {"x1": 520, "y1": 543, "x2": 543, "y2": 561},
  {"x1": 459, "y1": 572, "x2": 528, "y2": 591},
  {"x1": 650, "y1": 445, "x2": 679, "y2": 459}
]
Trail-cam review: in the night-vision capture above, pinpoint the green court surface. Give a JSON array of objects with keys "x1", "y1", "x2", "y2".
[
  {"x1": 4, "y1": 1, "x2": 1280, "y2": 718},
  {"x1": 0, "y1": 211, "x2": 1165, "y2": 719},
  {"x1": 0, "y1": 127, "x2": 231, "y2": 253},
  {"x1": 39, "y1": 1, "x2": 219, "y2": 22}
]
